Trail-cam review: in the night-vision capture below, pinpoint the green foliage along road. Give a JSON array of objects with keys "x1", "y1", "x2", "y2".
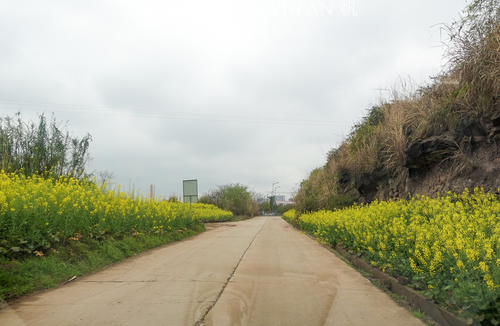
[
  {"x1": 200, "y1": 183, "x2": 259, "y2": 217},
  {"x1": 0, "y1": 171, "x2": 232, "y2": 300},
  {"x1": 0, "y1": 113, "x2": 92, "y2": 178},
  {"x1": 284, "y1": 188, "x2": 500, "y2": 324}
]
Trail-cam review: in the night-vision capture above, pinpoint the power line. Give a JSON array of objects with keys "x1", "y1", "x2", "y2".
[{"x1": 0, "y1": 98, "x2": 343, "y2": 127}]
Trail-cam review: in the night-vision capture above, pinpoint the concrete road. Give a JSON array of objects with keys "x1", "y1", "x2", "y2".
[{"x1": 0, "y1": 216, "x2": 424, "y2": 326}]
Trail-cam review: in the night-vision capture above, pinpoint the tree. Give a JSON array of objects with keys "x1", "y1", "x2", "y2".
[
  {"x1": 259, "y1": 201, "x2": 271, "y2": 214},
  {"x1": 201, "y1": 184, "x2": 259, "y2": 217}
]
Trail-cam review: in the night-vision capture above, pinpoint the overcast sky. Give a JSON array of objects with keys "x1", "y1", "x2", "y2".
[{"x1": 0, "y1": 0, "x2": 467, "y2": 199}]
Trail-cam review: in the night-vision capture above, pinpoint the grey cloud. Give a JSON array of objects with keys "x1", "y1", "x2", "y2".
[{"x1": 0, "y1": 0, "x2": 467, "y2": 197}]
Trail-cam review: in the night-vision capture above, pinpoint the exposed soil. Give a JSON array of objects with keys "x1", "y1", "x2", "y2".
[{"x1": 375, "y1": 142, "x2": 500, "y2": 200}]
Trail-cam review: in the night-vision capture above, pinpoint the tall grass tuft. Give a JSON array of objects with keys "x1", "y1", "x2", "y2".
[{"x1": 0, "y1": 113, "x2": 92, "y2": 178}]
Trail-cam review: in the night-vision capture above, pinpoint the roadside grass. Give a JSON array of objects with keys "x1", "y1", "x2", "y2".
[
  {"x1": 203, "y1": 215, "x2": 256, "y2": 223},
  {"x1": 230, "y1": 215, "x2": 255, "y2": 221},
  {"x1": 0, "y1": 225, "x2": 204, "y2": 301}
]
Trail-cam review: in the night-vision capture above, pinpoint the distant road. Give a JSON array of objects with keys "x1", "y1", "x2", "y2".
[{"x1": 0, "y1": 216, "x2": 424, "y2": 326}]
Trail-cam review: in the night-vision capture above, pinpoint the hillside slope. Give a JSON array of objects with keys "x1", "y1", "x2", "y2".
[{"x1": 295, "y1": 0, "x2": 499, "y2": 213}]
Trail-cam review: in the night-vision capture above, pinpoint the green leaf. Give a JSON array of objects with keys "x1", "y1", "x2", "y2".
[{"x1": 443, "y1": 284, "x2": 453, "y2": 290}]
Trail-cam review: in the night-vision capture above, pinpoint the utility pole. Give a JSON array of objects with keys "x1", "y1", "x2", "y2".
[
  {"x1": 272, "y1": 182, "x2": 279, "y2": 196},
  {"x1": 270, "y1": 181, "x2": 280, "y2": 215},
  {"x1": 150, "y1": 184, "x2": 155, "y2": 200}
]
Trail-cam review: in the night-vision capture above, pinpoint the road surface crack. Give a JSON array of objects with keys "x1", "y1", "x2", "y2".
[{"x1": 194, "y1": 221, "x2": 266, "y2": 326}]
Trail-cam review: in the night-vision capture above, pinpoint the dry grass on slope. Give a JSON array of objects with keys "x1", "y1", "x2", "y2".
[{"x1": 294, "y1": 0, "x2": 499, "y2": 213}]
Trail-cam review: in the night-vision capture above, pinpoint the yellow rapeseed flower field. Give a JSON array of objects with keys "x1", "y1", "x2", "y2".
[
  {"x1": 282, "y1": 209, "x2": 296, "y2": 220},
  {"x1": 283, "y1": 188, "x2": 499, "y2": 320},
  {"x1": 0, "y1": 171, "x2": 232, "y2": 258}
]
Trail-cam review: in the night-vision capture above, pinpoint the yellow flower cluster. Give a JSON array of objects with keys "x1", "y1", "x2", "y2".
[
  {"x1": 282, "y1": 209, "x2": 296, "y2": 220},
  {"x1": 283, "y1": 188, "x2": 499, "y2": 316},
  {"x1": 0, "y1": 172, "x2": 232, "y2": 257}
]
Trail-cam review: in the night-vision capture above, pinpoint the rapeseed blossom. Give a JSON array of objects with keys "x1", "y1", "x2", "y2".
[
  {"x1": 283, "y1": 188, "x2": 499, "y2": 319},
  {"x1": 0, "y1": 171, "x2": 232, "y2": 258}
]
